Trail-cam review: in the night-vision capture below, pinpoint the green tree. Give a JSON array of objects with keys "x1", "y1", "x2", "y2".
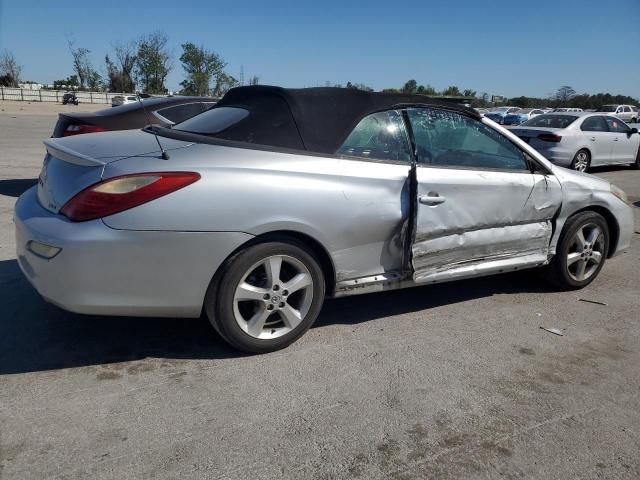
[
  {"x1": 416, "y1": 84, "x2": 436, "y2": 95},
  {"x1": 68, "y1": 40, "x2": 93, "y2": 89},
  {"x1": 104, "y1": 41, "x2": 137, "y2": 93},
  {"x1": 179, "y1": 43, "x2": 226, "y2": 95},
  {"x1": 0, "y1": 50, "x2": 21, "y2": 87},
  {"x1": 53, "y1": 75, "x2": 79, "y2": 90},
  {"x1": 555, "y1": 85, "x2": 576, "y2": 103},
  {"x1": 136, "y1": 32, "x2": 171, "y2": 94},
  {"x1": 346, "y1": 81, "x2": 373, "y2": 92},
  {"x1": 462, "y1": 89, "x2": 476, "y2": 97},
  {"x1": 213, "y1": 72, "x2": 238, "y2": 97},
  {"x1": 402, "y1": 79, "x2": 418, "y2": 94},
  {"x1": 441, "y1": 85, "x2": 462, "y2": 96}
]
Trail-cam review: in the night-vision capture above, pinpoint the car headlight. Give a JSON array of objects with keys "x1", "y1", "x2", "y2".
[{"x1": 610, "y1": 184, "x2": 629, "y2": 204}]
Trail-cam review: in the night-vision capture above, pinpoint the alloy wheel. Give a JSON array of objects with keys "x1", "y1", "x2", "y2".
[
  {"x1": 566, "y1": 223, "x2": 605, "y2": 282},
  {"x1": 232, "y1": 255, "x2": 314, "y2": 339},
  {"x1": 573, "y1": 151, "x2": 589, "y2": 172}
]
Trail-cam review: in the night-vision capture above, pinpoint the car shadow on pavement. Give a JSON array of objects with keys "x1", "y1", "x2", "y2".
[
  {"x1": 0, "y1": 258, "x2": 555, "y2": 375},
  {"x1": 0, "y1": 178, "x2": 38, "y2": 197}
]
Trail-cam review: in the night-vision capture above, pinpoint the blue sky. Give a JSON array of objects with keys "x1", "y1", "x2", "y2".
[{"x1": 1, "y1": 0, "x2": 639, "y2": 98}]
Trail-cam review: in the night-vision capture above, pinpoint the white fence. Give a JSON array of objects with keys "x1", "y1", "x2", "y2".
[{"x1": 0, "y1": 87, "x2": 134, "y2": 104}]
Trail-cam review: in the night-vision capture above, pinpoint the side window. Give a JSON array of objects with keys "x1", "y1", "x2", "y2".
[
  {"x1": 623, "y1": 106, "x2": 631, "y2": 113},
  {"x1": 337, "y1": 110, "x2": 411, "y2": 163},
  {"x1": 407, "y1": 108, "x2": 529, "y2": 171},
  {"x1": 581, "y1": 116, "x2": 608, "y2": 132},
  {"x1": 156, "y1": 103, "x2": 205, "y2": 124},
  {"x1": 605, "y1": 116, "x2": 630, "y2": 133}
]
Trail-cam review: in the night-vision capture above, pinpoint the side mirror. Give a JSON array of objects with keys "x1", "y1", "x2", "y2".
[{"x1": 631, "y1": 128, "x2": 638, "y2": 135}]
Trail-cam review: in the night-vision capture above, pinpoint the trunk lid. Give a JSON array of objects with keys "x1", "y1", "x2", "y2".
[
  {"x1": 38, "y1": 129, "x2": 193, "y2": 214},
  {"x1": 509, "y1": 127, "x2": 564, "y2": 148}
]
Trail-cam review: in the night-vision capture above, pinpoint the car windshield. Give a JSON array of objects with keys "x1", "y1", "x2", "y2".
[
  {"x1": 517, "y1": 109, "x2": 533, "y2": 114},
  {"x1": 597, "y1": 105, "x2": 617, "y2": 112},
  {"x1": 491, "y1": 107, "x2": 510, "y2": 112},
  {"x1": 521, "y1": 114, "x2": 578, "y2": 128},
  {"x1": 173, "y1": 106, "x2": 250, "y2": 135}
]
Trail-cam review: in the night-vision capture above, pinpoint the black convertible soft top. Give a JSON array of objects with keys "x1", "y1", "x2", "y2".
[{"x1": 210, "y1": 85, "x2": 480, "y2": 154}]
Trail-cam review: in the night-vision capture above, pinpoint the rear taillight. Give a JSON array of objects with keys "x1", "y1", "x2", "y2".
[
  {"x1": 63, "y1": 124, "x2": 108, "y2": 136},
  {"x1": 60, "y1": 172, "x2": 200, "y2": 221},
  {"x1": 537, "y1": 133, "x2": 562, "y2": 143}
]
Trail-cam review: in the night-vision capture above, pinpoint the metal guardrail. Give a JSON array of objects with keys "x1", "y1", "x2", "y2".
[{"x1": 0, "y1": 87, "x2": 134, "y2": 104}]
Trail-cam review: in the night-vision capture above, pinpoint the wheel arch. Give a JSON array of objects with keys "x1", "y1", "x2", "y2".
[{"x1": 209, "y1": 229, "x2": 337, "y2": 300}]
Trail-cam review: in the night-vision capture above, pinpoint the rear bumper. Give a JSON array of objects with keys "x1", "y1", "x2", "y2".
[
  {"x1": 15, "y1": 187, "x2": 253, "y2": 317},
  {"x1": 533, "y1": 146, "x2": 574, "y2": 167}
]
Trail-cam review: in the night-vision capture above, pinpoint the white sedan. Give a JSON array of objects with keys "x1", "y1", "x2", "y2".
[{"x1": 510, "y1": 113, "x2": 640, "y2": 171}]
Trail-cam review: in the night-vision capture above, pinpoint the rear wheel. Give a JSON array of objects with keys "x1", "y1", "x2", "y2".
[
  {"x1": 205, "y1": 241, "x2": 325, "y2": 353},
  {"x1": 571, "y1": 149, "x2": 591, "y2": 172},
  {"x1": 545, "y1": 211, "x2": 609, "y2": 290}
]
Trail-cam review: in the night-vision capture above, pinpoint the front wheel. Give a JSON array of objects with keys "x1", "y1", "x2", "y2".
[
  {"x1": 205, "y1": 241, "x2": 325, "y2": 353},
  {"x1": 571, "y1": 149, "x2": 591, "y2": 172},
  {"x1": 545, "y1": 211, "x2": 609, "y2": 290}
]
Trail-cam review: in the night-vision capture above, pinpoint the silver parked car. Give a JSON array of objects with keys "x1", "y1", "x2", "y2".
[
  {"x1": 510, "y1": 112, "x2": 640, "y2": 172},
  {"x1": 15, "y1": 87, "x2": 634, "y2": 353},
  {"x1": 596, "y1": 105, "x2": 637, "y2": 123}
]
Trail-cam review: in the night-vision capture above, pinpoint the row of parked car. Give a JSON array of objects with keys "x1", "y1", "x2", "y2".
[{"x1": 477, "y1": 105, "x2": 639, "y2": 125}]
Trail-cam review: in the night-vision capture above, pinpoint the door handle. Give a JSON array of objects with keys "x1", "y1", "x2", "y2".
[
  {"x1": 613, "y1": 138, "x2": 619, "y2": 142},
  {"x1": 419, "y1": 193, "x2": 446, "y2": 205},
  {"x1": 590, "y1": 136, "x2": 596, "y2": 141}
]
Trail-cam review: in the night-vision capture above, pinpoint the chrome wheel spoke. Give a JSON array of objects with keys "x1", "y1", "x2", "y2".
[
  {"x1": 246, "y1": 305, "x2": 271, "y2": 337},
  {"x1": 567, "y1": 252, "x2": 582, "y2": 267},
  {"x1": 283, "y1": 272, "x2": 312, "y2": 295},
  {"x1": 235, "y1": 282, "x2": 269, "y2": 301},
  {"x1": 264, "y1": 256, "x2": 282, "y2": 288},
  {"x1": 574, "y1": 229, "x2": 587, "y2": 248},
  {"x1": 574, "y1": 259, "x2": 587, "y2": 281},
  {"x1": 586, "y1": 226, "x2": 601, "y2": 245},
  {"x1": 279, "y1": 304, "x2": 303, "y2": 329},
  {"x1": 591, "y1": 251, "x2": 603, "y2": 264}
]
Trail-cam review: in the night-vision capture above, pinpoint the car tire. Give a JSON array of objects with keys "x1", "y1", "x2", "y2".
[
  {"x1": 205, "y1": 240, "x2": 325, "y2": 354},
  {"x1": 544, "y1": 211, "x2": 609, "y2": 290},
  {"x1": 571, "y1": 149, "x2": 591, "y2": 172}
]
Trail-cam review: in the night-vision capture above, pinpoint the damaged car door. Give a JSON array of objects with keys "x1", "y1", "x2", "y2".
[{"x1": 406, "y1": 107, "x2": 562, "y2": 283}]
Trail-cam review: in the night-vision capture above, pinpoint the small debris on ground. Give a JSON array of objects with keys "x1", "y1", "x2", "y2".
[
  {"x1": 578, "y1": 298, "x2": 608, "y2": 306},
  {"x1": 540, "y1": 326, "x2": 564, "y2": 336}
]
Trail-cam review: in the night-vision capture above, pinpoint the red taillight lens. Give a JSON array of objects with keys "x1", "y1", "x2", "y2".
[
  {"x1": 537, "y1": 133, "x2": 562, "y2": 143},
  {"x1": 60, "y1": 172, "x2": 200, "y2": 221},
  {"x1": 63, "y1": 124, "x2": 108, "y2": 136}
]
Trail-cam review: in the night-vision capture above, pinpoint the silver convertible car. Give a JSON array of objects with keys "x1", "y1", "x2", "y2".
[{"x1": 15, "y1": 86, "x2": 634, "y2": 353}]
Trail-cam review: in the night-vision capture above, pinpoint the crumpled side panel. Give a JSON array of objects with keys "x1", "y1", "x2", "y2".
[{"x1": 413, "y1": 221, "x2": 552, "y2": 283}]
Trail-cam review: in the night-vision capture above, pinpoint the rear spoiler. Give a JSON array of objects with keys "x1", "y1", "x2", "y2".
[{"x1": 43, "y1": 138, "x2": 107, "y2": 167}]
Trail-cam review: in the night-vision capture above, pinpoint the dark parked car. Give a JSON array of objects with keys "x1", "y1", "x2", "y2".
[
  {"x1": 62, "y1": 92, "x2": 78, "y2": 105},
  {"x1": 52, "y1": 96, "x2": 217, "y2": 137}
]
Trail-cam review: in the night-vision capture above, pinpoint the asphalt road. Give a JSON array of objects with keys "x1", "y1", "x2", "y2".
[{"x1": 1, "y1": 106, "x2": 639, "y2": 479}]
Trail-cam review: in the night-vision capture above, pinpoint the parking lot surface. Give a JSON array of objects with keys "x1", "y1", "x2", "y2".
[{"x1": 1, "y1": 103, "x2": 639, "y2": 479}]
